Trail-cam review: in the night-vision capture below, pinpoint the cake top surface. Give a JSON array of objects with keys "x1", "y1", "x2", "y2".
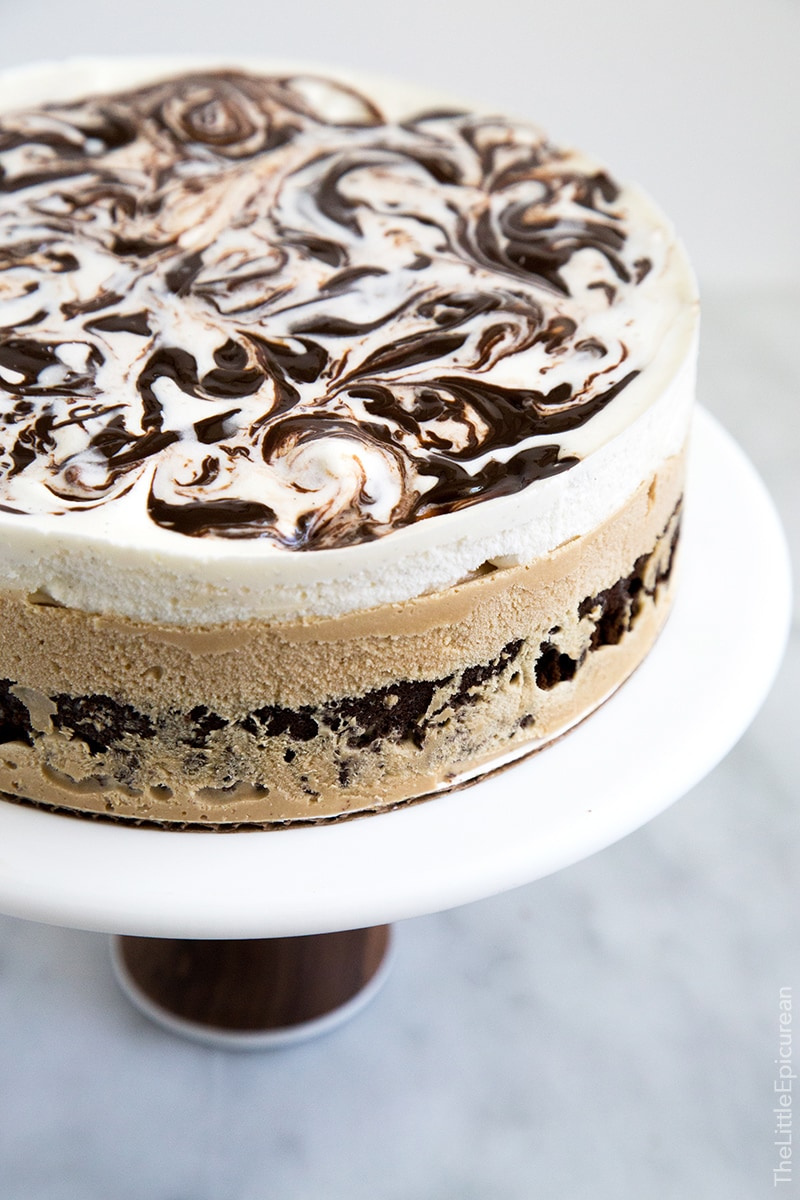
[{"x1": 0, "y1": 60, "x2": 697, "y2": 563}]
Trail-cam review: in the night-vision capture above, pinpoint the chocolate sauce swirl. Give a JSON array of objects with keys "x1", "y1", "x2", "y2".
[{"x1": 0, "y1": 70, "x2": 655, "y2": 549}]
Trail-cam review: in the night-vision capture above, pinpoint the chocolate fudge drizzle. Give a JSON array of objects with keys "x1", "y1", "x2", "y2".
[{"x1": 0, "y1": 70, "x2": 653, "y2": 549}]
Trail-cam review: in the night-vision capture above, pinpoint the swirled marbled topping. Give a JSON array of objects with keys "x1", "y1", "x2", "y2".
[{"x1": 0, "y1": 69, "x2": 678, "y2": 549}]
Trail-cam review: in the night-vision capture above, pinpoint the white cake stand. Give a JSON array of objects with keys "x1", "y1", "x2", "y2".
[{"x1": 0, "y1": 408, "x2": 791, "y2": 1047}]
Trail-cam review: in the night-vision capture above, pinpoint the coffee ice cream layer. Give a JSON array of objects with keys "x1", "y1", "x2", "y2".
[{"x1": 0, "y1": 450, "x2": 683, "y2": 826}]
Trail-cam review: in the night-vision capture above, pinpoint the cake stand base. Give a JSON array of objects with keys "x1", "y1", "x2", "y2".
[{"x1": 111, "y1": 926, "x2": 394, "y2": 1048}]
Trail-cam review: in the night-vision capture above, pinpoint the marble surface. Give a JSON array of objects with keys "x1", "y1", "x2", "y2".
[{"x1": 0, "y1": 288, "x2": 796, "y2": 1199}]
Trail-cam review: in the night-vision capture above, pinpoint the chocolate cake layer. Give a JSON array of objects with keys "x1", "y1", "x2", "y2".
[{"x1": 0, "y1": 450, "x2": 683, "y2": 826}]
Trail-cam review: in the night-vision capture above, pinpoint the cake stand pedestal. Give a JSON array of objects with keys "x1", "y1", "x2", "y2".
[
  {"x1": 111, "y1": 926, "x2": 394, "y2": 1047},
  {"x1": 0, "y1": 410, "x2": 791, "y2": 1047}
]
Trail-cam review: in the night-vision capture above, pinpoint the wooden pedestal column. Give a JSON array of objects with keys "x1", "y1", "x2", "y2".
[{"x1": 112, "y1": 926, "x2": 393, "y2": 1047}]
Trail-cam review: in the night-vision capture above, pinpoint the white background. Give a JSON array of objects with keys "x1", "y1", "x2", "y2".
[{"x1": 0, "y1": 0, "x2": 796, "y2": 286}]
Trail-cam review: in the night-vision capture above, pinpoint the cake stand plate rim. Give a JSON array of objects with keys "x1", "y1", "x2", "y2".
[{"x1": 0, "y1": 407, "x2": 791, "y2": 938}]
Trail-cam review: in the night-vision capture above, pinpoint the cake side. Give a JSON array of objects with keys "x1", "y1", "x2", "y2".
[{"x1": 0, "y1": 448, "x2": 684, "y2": 826}]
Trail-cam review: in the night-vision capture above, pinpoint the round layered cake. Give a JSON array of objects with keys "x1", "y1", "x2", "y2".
[{"x1": 0, "y1": 59, "x2": 698, "y2": 826}]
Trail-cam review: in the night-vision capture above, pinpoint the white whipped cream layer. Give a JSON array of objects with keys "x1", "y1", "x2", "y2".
[{"x1": 0, "y1": 57, "x2": 698, "y2": 625}]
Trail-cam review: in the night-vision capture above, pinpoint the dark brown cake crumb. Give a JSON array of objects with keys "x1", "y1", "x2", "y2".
[
  {"x1": 535, "y1": 643, "x2": 583, "y2": 690},
  {"x1": 52, "y1": 693, "x2": 155, "y2": 756},
  {"x1": 0, "y1": 679, "x2": 33, "y2": 746}
]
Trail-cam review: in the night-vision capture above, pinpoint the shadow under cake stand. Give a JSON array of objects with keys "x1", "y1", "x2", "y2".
[{"x1": 0, "y1": 409, "x2": 791, "y2": 1047}]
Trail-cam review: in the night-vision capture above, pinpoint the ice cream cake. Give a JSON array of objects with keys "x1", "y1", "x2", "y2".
[{"x1": 0, "y1": 60, "x2": 698, "y2": 825}]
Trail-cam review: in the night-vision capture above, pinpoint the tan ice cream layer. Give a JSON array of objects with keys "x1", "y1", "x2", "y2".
[{"x1": 0, "y1": 451, "x2": 683, "y2": 826}]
